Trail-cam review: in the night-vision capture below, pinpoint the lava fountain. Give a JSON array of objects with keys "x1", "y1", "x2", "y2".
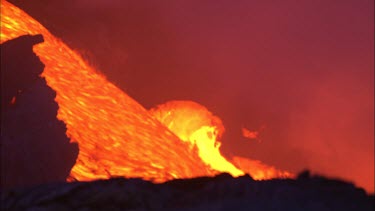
[{"x1": 1, "y1": 0, "x2": 291, "y2": 183}]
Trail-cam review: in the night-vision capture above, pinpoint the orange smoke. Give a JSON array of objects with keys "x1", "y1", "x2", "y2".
[{"x1": 1, "y1": 0, "x2": 291, "y2": 183}]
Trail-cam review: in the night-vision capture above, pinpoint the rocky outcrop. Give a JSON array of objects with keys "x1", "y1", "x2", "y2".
[
  {"x1": 1, "y1": 173, "x2": 373, "y2": 211},
  {"x1": 1, "y1": 35, "x2": 78, "y2": 189}
]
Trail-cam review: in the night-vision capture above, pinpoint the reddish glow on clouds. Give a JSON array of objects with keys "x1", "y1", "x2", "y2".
[{"x1": 7, "y1": 0, "x2": 374, "y2": 192}]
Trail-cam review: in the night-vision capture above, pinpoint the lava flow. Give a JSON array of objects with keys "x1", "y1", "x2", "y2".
[{"x1": 1, "y1": 0, "x2": 291, "y2": 183}]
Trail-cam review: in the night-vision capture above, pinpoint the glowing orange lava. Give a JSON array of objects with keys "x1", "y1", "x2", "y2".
[
  {"x1": 232, "y1": 156, "x2": 292, "y2": 180},
  {"x1": 150, "y1": 101, "x2": 244, "y2": 176},
  {"x1": 1, "y1": 0, "x2": 291, "y2": 183}
]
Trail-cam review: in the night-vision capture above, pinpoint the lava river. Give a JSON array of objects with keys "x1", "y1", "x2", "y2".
[{"x1": 1, "y1": 0, "x2": 292, "y2": 183}]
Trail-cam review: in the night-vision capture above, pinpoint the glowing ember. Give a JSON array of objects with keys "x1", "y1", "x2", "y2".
[
  {"x1": 10, "y1": 96, "x2": 16, "y2": 105},
  {"x1": 1, "y1": 0, "x2": 291, "y2": 183},
  {"x1": 242, "y1": 128, "x2": 259, "y2": 140}
]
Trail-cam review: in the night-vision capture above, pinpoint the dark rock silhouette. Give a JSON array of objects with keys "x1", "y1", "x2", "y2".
[
  {"x1": 1, "y1": 34, "x2": 44, "y2": 109},
  {"x1": 1, "y1": 35, "x2": 78, "y2": 189},
  {"x1": 297, "y1": 169, "x2": 311, "y2": 180},
  {"x1": 1, "y1": 173, "x2": 373, "y2": 210}
]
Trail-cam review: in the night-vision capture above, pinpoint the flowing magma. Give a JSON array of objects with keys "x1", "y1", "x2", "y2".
[{"x1": 1, "y1": 0, "x2": 292, "y2": 182}]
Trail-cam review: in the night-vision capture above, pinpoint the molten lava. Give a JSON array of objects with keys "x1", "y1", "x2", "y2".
[
  {"x1": 231, "y1": 156, "x2": 292, "y2": 180},
  {"x1": 1, "y1": 0, "x2": 292, "y2": 183},
  {"x1": 150, "y1": 101, "x2": 243, "y2": 176}
]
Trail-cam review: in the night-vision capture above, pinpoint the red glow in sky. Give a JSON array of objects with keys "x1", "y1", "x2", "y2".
[{"x1": 9, "y1": 0, "x2": 374, "y2": 193}]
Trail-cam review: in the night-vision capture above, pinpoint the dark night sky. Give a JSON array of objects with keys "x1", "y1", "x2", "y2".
[{"x1": 9, "y1": 0, "x2": 374, "y2": 192}]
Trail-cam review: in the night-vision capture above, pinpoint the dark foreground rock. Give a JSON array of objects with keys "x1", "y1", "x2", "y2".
[
  {"x1": 1, "y1": 173, "x2": 373, "y2": 211},
  {"x1": 1, "y1": 35, "x2": 78, "y2": 189}
]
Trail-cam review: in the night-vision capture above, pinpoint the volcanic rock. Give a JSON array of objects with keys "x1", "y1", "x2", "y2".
[
  {"x1": 1, "y1": 173, "x2": 373, "y2": 211},
  {"x1": 1, "y1": 35, "x2": 78, "y2": 189}
]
